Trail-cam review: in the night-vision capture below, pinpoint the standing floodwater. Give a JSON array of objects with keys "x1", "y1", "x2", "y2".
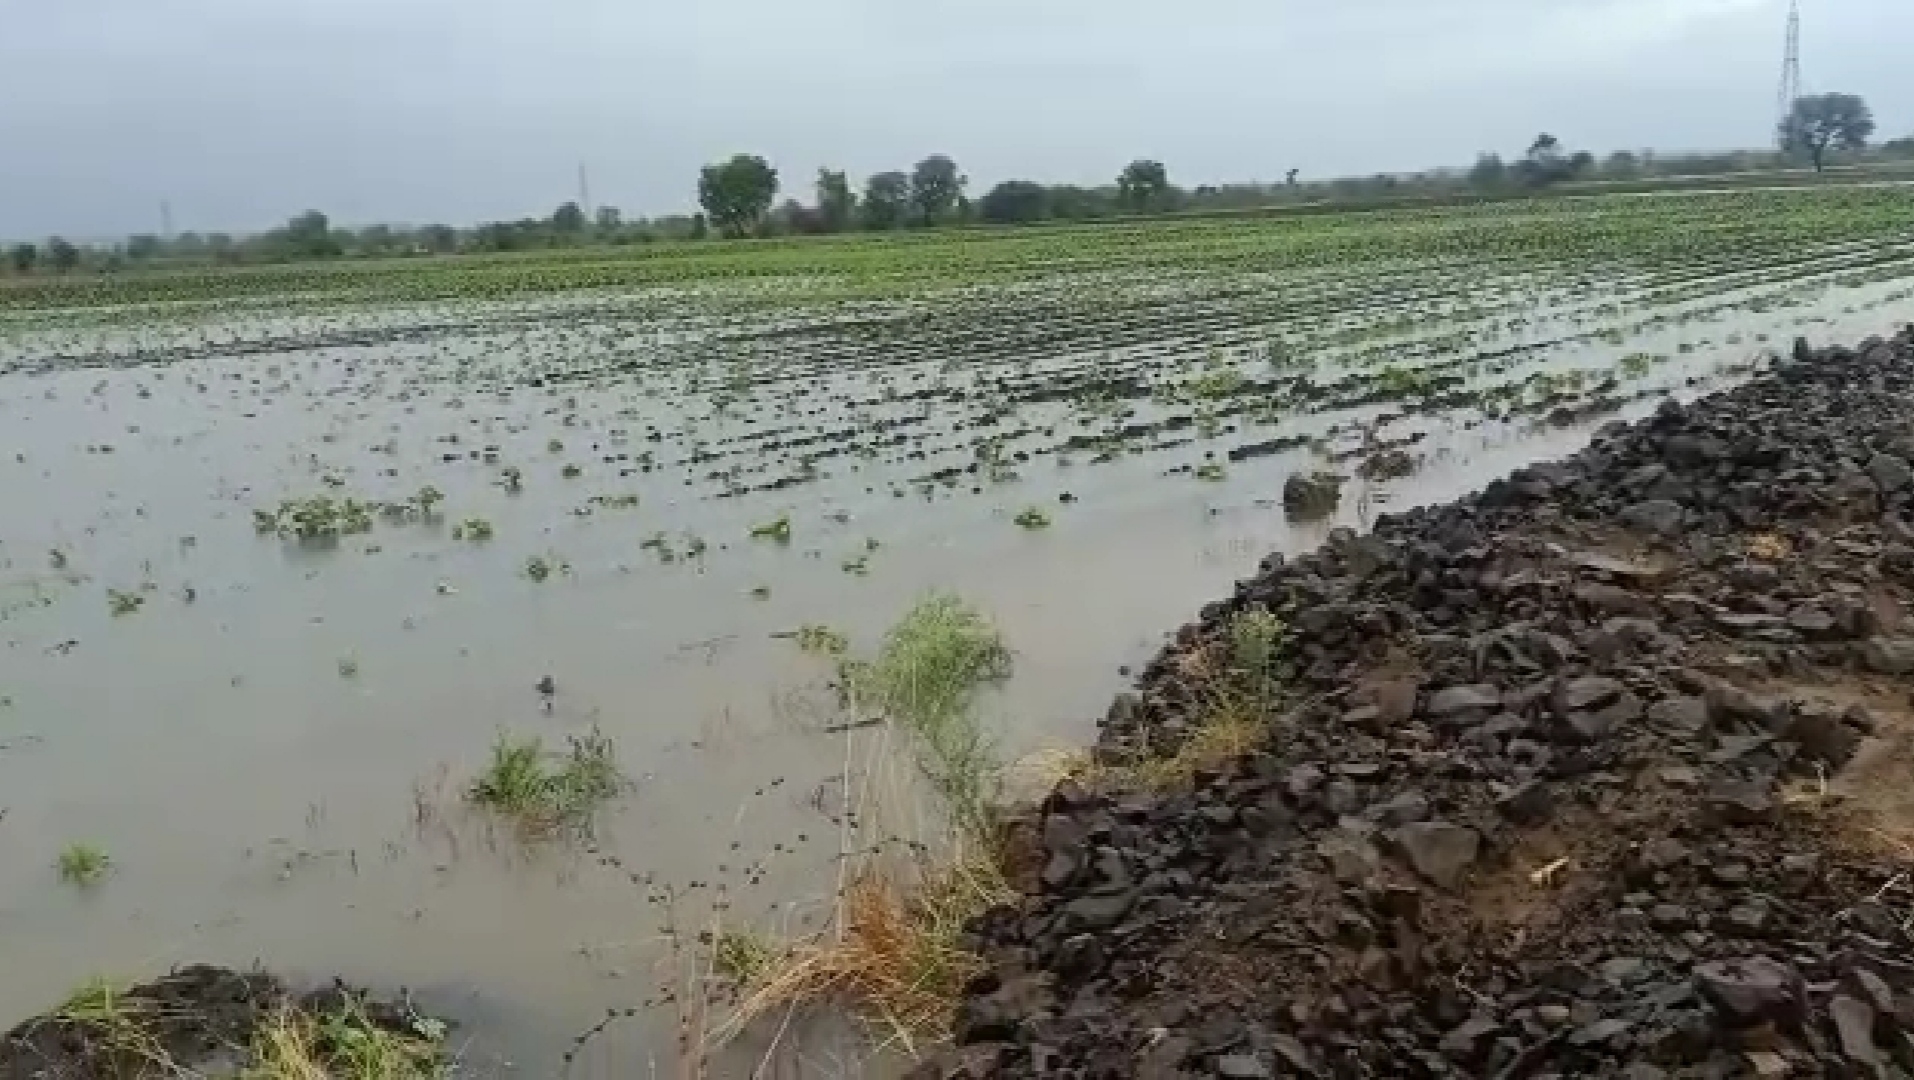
[{"x1": 3, "y1": 188, "x2": 1914, "y2": 1070}]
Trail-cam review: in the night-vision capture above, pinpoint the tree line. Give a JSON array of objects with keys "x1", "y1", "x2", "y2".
[{"x1": 3, "y1": 93, "x2": 1894, "y2": 275}]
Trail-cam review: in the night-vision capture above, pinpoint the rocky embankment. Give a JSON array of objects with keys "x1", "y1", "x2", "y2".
[{"x1": 929, "y1": 328, "x2": 1914, "y2": 1077}]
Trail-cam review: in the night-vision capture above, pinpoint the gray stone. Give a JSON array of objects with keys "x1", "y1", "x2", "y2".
[
  {"x1": 1861, "y1": 637, "x2": 1914, "y2": 676},
  {"x1": 1214, "y1": 1054, "x2": 1272, "y2": 1079},
  {"x1": 1646, "y1": 696, "x2": 1709, "y2": 734},
  {"x1": 1694, "y1": 956, "x2": 1801, "y2": 1027},
  {"x1": 1870, "y1": 453, "x2": 1914, "y2": 493},
  {"x1": 1561, "y1": 690, "x2": 1643, "y2": 741},
  {"x1": 1558, "y1": 676, "x2": 1624, "y2": 712},
  {"x1": 1620, "y1": 499, "x2": 1685, "y2": 536},
  {"x1": 1387, "y1": 821, "x2": 1482, "y2": 889},
  {"x1": 1427, "y1": 683, "x2": 1501, "y2": 717},
  {"x1": 1062, "y1": 892, "x2": 1135, "y2": 930},
  {"x1": 1706, "y1": 778, "x2": 1774, "y2": 824},
  {"x1": 1496, "y1": 779, "x2": 1552, "y2": 825},
  {"x1": 1829, "y1": 994, "x2": 1880, "y2": 1068},
  {"x1": 1317, "y1": 832, "x2": 1382, "y2": 884}
]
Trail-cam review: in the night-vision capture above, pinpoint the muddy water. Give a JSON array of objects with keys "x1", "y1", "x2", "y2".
[{"x1": 0, "y1": 265, "x2": 1909, "y2": 1074}]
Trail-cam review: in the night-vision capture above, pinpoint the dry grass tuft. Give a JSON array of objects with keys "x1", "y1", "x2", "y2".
[
  {"x1": 716, "y1": 851, "x2": 1012, "y2": 1054},
  {"x1": 1747, "y1": 532, "x2": 1793, "y2": 561},
  {"x1": 246, "y1": 998, "x2": 445, "y2": 1080}
]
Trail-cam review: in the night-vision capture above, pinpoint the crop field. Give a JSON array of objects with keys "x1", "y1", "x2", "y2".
[{"x1": 2, "y1": 186, "x2": 1913, "y2": 1070}]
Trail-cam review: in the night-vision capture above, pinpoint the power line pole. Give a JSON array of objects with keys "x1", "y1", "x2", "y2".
[{"x1": 1776, "y1": 0, "x2": 1802, "y2": 146}]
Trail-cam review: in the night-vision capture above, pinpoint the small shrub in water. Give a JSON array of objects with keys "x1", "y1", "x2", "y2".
[
  {"x1": 749, "y1": 514, "x2": 792, "y2": 544},
  {"x1": 58, "y1": 843, "x2": 111, "y2": 886},
  {"x1": 452, "y1": 518, "x2": 494, "y2": 542},
  {"x1": 1013, "y1": 507, "x2": 1051, "y2": 530},
  {"x1": 467, "y1": 728, "x2": 625, "y2": 836}
]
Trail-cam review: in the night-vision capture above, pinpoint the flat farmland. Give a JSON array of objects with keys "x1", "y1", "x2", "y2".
[{"x1": 2, "y1": 185, "x2": 1912, "y2": 1071}]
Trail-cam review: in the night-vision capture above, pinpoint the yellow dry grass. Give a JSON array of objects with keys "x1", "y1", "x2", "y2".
[
  {"x1": 715, "y1": 845, "x2": 1011, "y2": 1051},
  {"x1": 1747, "y1": 532, "x2": 1793, "y2": 561}
]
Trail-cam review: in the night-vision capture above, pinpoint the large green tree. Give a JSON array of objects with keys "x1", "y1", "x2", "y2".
[
  {"x1": 1116, "y1": 160, "x2": 1170, "y2": 211},
  {"x1": 46, "y1": 237, "x2": 79, "y2": 273},
  {"x1": 909, "y1": 155, "x2": 966, "y2": 227},
  {"x1": 816, "y1": 169, "x2": 856, "y2": 233},
  {"x1": 978, "y1": 181, "x2": 1050, "y2": 225},
  {"x1": 551, "y1": 201, "x2": 587, "y2": 234},
  {"x1": 697, "y1": 155, "x2": 780, "y2": 237},
  {"x1": 1782, "y1": 93, "x2": 1875, "y2": 171},
  {"x1": 861, "y1": 171, "x2": 911, "y2": 230}
]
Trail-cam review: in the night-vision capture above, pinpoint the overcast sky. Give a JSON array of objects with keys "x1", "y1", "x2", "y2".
[{"x1": 0, "y1": 0, "x2": 1906, "y2": 239}]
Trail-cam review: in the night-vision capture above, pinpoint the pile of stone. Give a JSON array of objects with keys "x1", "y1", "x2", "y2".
[{"x1": 926, "y1": 328, "x2": 1914, "y2": 1078}]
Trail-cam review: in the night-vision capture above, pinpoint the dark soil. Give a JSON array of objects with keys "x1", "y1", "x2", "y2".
[
  {"x1": 0, "y1": 964, "x2": 438, "y2": 1079},
  {"x1": 923, "y1": 328, "x2": 1914, "y2": 1077}
]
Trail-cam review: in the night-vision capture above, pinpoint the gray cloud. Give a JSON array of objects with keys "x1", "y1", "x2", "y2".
[{"x1": 0, "y1": 0, "x2": 1905, "y2": 238}]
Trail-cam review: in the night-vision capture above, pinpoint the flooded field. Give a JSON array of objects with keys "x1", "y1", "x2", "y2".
[{"x1": 4, "y1": 187, "x2": 1914, "y2": 1074}]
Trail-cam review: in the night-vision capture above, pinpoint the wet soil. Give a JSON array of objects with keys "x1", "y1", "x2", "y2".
[
  {"x1": 928, "y1": 327, "x2": 1914, "y2": 1077},
  {"x1": 0, "y1": 965, "x2": 436, "y2": 1080}
]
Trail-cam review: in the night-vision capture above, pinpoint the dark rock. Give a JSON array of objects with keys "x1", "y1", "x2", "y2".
[
  {"x1": 1496, "y1": 780, "x2": 1553, "y2": 825},
  {"x1": 1620, "y1": 499, "x2": 1685, "y2": 536},
  {"x1": 1386, "y1": 821, "x2": 1481, "y2": 889},
  {"x1": 1861, "y1": 637, "x2": 1914, "y2": 676},
  {"x1": 1646, "y1": 696, "x2": 1709, "y2": 734},
  {"x1": 954, "y1": 974, "x2": 1054, "y2": 1044},
  {"x1": 1870, "y1": 453, "x2": 1914, "y2": 493},
  {"x1": 1694, "y1": 957, "x2": 1802, "y2": 1028},
  {"x1": 1427, "y1": 684, "x2": 1501, "y2": 717},
  {"x1": 1213, "y1": 1054, "x2": 1272, "y2": 1079},
  {"x1": 1706, "y1": 778, "x2": 1774, "y2": 824},
  {"x1": 1829, "y1": 994, "x2": 1880, "y2": 1069}
]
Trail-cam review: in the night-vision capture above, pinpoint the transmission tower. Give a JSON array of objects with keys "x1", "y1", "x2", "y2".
[{"x1": 1775, "y1": 0, "x2": 1801, "y2": 145}]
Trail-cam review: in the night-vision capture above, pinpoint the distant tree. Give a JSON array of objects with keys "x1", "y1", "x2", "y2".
[
  {"x1": 1527, "y1": 133, "x2": 1562, "y2": 164},
  {"x1": 594, "y1": 206, "x2": 622, "y2": 234},
  {"x1": 816, "y1": 169, "x2": 856, "y2": 232},
  {"x1": 978, "y1": 180, "x2": 1051, "y2": 225},
  {"x1": 207, "y1": 233, "x2": 238, "y2": 264},
  {"x1": 1881, "y1": 136, "x2": 1914, "y2": 160},
  {"x1": 1568, "y1": 151, "x2": 1595, "y2": 176},
  {"x1": 282, "y1": 210, "x2": 340, "y2": 258},
  {"x1": 1047, "y1": 185, "x2": 1115, "y2": 220},
  {"x1": 125, "y1": 234, "x2": 162, "y2": 261},
  {"x1": 689, "y1": 213, "x2": 710, "y2": 241},
  {"x1": 1602, "y1": 150, "x2": 1642, "y2": 178},
  {"x1": 1116, "y1": 160, "x2": 1170, "y2": 212},
  {"x1": 861, "y1": 171, "x2": 911, "y2": 230},
  {"x1": 47, "y1": 237, "x2": 79, "y2": 273},
  {"x1": 1468, "y1": 153, "x2": 1508, "y2": 188},
  {"x1": 551, "y1": 201, "x2": 587, "y2": 234},
  {"x1": 697, "y1": 154, "x2": 779, "y2": 237},
  {"x1": 1285, "y1": 168, "x2": 1300, "y2": 187},
  {"x1": 8, "y1": 242, "x2": 36, "y2": 274},
  {"x1": 1781, "y1": 93, "x2": 1875, "y2": 171},
  {"x1": 419, "y1": 224, "x2": 459, "y2": 253},
  {"x1": 909, "y1": 155, "x2": 966, "y2": 227}
]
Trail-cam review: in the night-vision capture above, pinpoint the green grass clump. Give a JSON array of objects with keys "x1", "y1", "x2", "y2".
[
  {"x1": 451, "y1": 518, "x2": 494, "y2": 542},
  {"x1": 788, "y1": 624, "x2": 849, "y2": 656},
  {"x1": 839, "y1": 594, "x2": 1013, "y2": 834},
  {"x1": 106, "y1": 588, "x2": 145, "y2": 617},
  {"x1": 1013, "y1": 507, "x2": 1051, "y2": 530},
  {"x1": 467, "y1": 729, "x2": 625, "y2": 836},
  {"x1": 249, "y1": 996, "x2": 446, "y2": 1079},
  {"x1": 57, "y1": 842, "x2": 112, "y2": 886},
  {"x1": 711, "y1": 929, "x2": 779, "y2": 986},
  {"x1": 52, "y1": 977, "x2": 172, "y2": 1070},
  {"x1": 749, "y1": 514, "x2": 792, "y2": 544}
]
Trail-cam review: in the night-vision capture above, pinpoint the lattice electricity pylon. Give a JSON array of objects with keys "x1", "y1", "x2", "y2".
[{"x1": 1776, "y1": 0, "x2": 1802, "y2": 146}]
